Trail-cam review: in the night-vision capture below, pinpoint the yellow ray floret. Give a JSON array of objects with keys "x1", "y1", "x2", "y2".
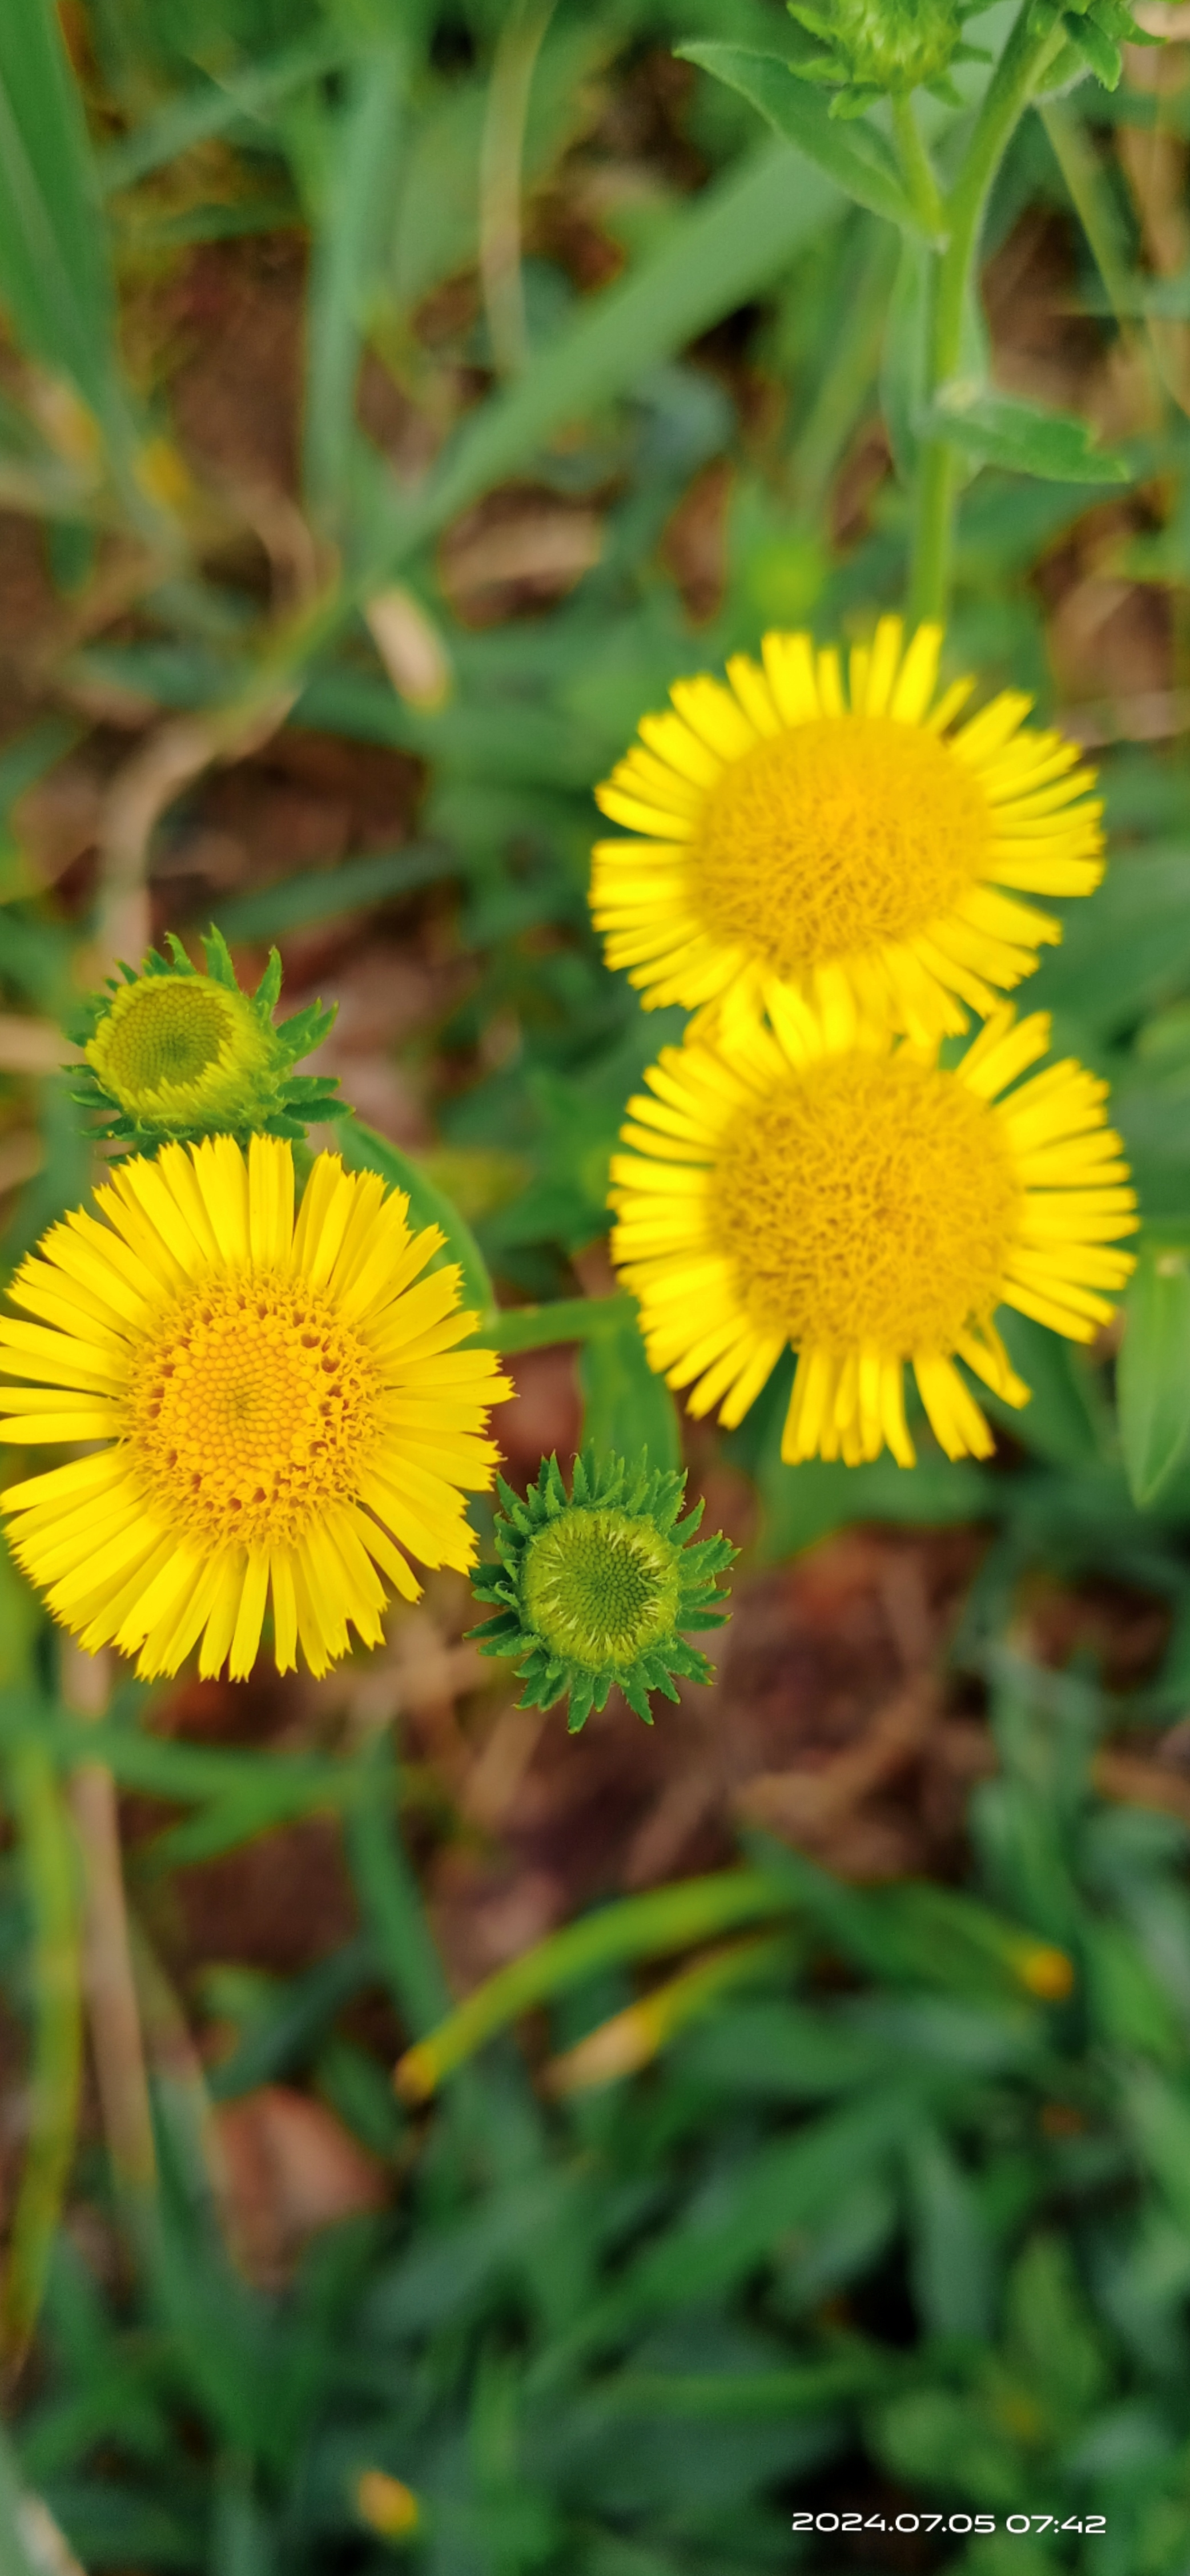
[
  {"x1": 0, "y1": 1135, "x2": 511, "y2": 1681},
  {"x1": 592, "y1": 614, "x2": 1104, "y2": 1044},
  {"x1": 608, "y1": 987, "x2": 1136, "y2": 1468}
]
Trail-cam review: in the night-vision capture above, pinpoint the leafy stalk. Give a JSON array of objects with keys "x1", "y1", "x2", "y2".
[{"x1": 909, "y1": 3, "x2": 1065, "y2": 621}]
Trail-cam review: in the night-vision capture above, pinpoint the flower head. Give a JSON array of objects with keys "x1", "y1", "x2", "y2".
[
  {"x1": 609, "y1": 989, "x2": 1136, "y2": 1468},
  {"x1": 592, "y1": 615, "x2": 1103, "y2": 1046},
  {"x1": 71, "y1": 928, "x2": 343, "y2": 1153},
  {"x1": 469, "y1": 1450, "x2": 735, "y2": 1732},
  {"x1": 0, "y1": 1136, "x2": 511, "y2": 1679},
  {"x1": 789, "y1": 0, "x2": 990, "y2": 112}
]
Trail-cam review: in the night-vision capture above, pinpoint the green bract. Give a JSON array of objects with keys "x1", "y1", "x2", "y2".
[
  {"x1": 469, "y1": 1450, "x2": 736, "y2": 1734},
  {"x1": 70, "y1": 927, "x2": 344, "y2": 1153},
  {"x1": 788, "y1": 0, "x2": 991, "y2": 114},
  {"x1": 1028, "y1": 0, "x2": 1160, "y2": 92}
]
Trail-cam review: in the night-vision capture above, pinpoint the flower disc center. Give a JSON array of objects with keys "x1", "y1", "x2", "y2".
[
  {"x1": 523, "y1": 1508, "x2": 680, "y2": 1672},
  {"x1": 695, "y1": 715, "x2": 988, "y2": 975},
  {"x1": 99, "y1": 979, "x2": 234, "y2": 1102},
  {"x1": 715, "y1": 1053, "x2": 1021, "y2": 1353},
  {"x1": 126, "y1": 1271, "x2": 377, "y2": 1547}
]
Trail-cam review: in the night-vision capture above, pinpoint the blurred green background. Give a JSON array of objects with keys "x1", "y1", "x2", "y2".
[{"x1": 6, "y1": 2, "x2": 1190, "y2": 2571}]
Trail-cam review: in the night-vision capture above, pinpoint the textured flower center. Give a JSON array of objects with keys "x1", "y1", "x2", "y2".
[
  {"x1": 100, "y1": 980, "x2": 233, "y2": 1100},
  {"x1": 715, "y1": 1054, "x2": 1021, "y2": 1353},
  {"x1": 695, "y1": 715, "x2": 989, "y2": 975},
  {"x1": 523, "y1": 1508, "x2": 680, "y2": 1672},
  {"x1": 125, "y1": 1271, "x2": 377, "y2": 1547}
]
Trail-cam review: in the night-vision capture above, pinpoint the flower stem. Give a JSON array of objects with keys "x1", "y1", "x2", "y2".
[
  {"x1": 908, "y1": 5, "x2": 1064, "y2": 623},
  {"x1": 478, "y1": 1293, "x2": 634, "y2": 1354},
  {"x1": 890, "y1": 94, "x2": 944, "y2": 240}
]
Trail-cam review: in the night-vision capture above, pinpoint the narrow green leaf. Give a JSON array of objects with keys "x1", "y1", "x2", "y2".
[
  {"x1": 676, "y1": 46, "x2": 924, "y2": 236},
  {"x1": 98, "y1": 27, "x2": 349, "y2": 196},
  {"x1": 922, "y1": 382, "x2": 1133, "y2": 482},
  {"x1": 578, "y1": 1304, "x2": 682, "y2": 1475},
  {"x1": 371, "y1": 138, "x2": 843, "y2": 570},
  {"x1": 335, "y1": 1118, "x2": 495, "y2": 1322},
  {"x1": 344, "y1": 1739, "x2": 451, "y2": 2039},
  {"x1": 0, "y1": 0, "x2": 115, "y2": 410},
  {"x1": 1119, "y1": 1243, "x2": 1190, "y2": 1506},
  {"x1": 397, "y1": 1870, "x2": 793, "y2": 2094},
  {"x1": 1, "y1": 1738, "x2": 82, "y2": 2366},
  {"x1": 903, "y1": 2122, "x2": 996, "y2": 2342},
  {"x1": 208, "y1": 843, "x2": 456, "y2": 941},
  {"x1": 304, "y1": 42, "x2": 409, "y2": 529}
]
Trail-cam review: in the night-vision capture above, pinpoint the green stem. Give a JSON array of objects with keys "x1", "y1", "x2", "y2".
[
  {"x1": 909, "y1": 5, "x2": 1063, "y2": 624},
  {"x1": 477, "y1": 1293, "x2": 634, "y2": 1354},
  {"x1": 890, "y1": 94, "x2": 944, "y2": 240}
]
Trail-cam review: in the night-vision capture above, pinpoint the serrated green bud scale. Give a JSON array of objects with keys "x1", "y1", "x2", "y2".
[{"x1": 70, "y1": 927, "x2": 344, "y2": 1156}]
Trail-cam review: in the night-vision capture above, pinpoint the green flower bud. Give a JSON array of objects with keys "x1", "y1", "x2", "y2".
[
  {"x1": 69, "y1": 927, "x2": 344, "y2": 1155},
  {"x1": 789, "y1": 0, "x2": 991, "y2": 114},
  {"x1": 469, "y1": 1449, "x2": 736, "y2": 1734}
]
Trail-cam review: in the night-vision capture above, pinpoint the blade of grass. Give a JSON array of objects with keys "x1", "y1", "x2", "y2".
[
  {"x1": 207, "y1": 842, "x2": 456, "y2": 940},
  {"x1": 98, "y1": 27, "x2": 351, "y2": 196},
  {"x1": 345, "y1": 1738, "x2": 451, "y2": 2039},
  {"x1": 366, "y1": 137, "x2": 843, "y2": 571},
  {"x1": 304, "y1": 39, "x2": 413, "y2": 534},
  {"x1": 1, "y1": 1737, "x2": 82, "y2": 2372},
  {"x1": 396, "y1": 1870, "x2": 793, "y2": 2098}
]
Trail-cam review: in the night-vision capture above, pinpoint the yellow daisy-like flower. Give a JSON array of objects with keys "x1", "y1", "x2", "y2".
[
  {"x1": 592, "y1": 615, "x2": 1104, "y2": 1043},
  {"x1": 608, "y1": 988, "x2": 1136, "y2": 1468},
  {"x1": 0, "y1": 1136, "x2": 511, "y2": 1680}
]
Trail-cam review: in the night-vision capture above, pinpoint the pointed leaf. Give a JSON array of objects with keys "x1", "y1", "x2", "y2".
[
  {"x1": 1119, "y1": 1242, "x2": 1190, "y2": 1507},
  {"x1": 676, "y1": 46, "x2": 926, "y2": 235},
  {"x1": 921, "y1": 381, "x2": 1133, "y2": 481}
]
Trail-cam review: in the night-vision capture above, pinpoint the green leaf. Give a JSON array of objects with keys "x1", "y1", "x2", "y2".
[
  {"x1": 303, "y1": 41, "x2": 410, "y2": 530},
  {"x1": 1031, "y1": 846, "x2": 1190, "y2": 1036},
  {"x1": 624, "y1": 2088, "x2": 919, "y2": 2318},
  {"x1": 0, "y1": 0, "x2": 115, "y2": 412},
  {"x1": 208, "y1": 843, "x2": 457, "y2": 940},
  {"x1": 676, "y1": 46, "x2": 925, "y2": 236},
  {"x1": 335, "y1": 1117, "x2": 495, "y2": 1323},
  {"x1": 921, "y1": 381, "x2": 1133, "y2": 482},
  {"x1": 97, "y1": 25, "x2": 349, "y2": 196},
  {"x1": 371, "y1": 137, "x2": 844, "y2": 570},
  {"x1": 1118, "y1": 1243, "x2": 1190, "y2": 1507},
  {"x1": 903, "y1": 2122, "x2": 996, "y2": 2342},
  {"x1": 397, "y1": 1869, "x2": 793, "y2": 2094},
  {"x1": 982, "y1": 1308, "x2": 1112, "y2": 1471},
  {"x1": 578, "y1": 1304, "x2": 682, "y2": 1475}
]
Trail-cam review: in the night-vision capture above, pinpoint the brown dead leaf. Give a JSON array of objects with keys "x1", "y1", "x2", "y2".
[{"x1": 213, "y1": 2085, "x2": 388, "y2": 2287}]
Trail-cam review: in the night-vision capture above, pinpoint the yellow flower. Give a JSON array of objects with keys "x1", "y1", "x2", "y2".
[
  {"x1": 0, "y1": 1137, "x2": 511, "y2": 1680},
  {"x1": 592, "y1": 615, "x2": 1103, "y2": 1044},
  {"x1": 608, "y1": 988, "x2": 1136, "y2": 1468}
]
